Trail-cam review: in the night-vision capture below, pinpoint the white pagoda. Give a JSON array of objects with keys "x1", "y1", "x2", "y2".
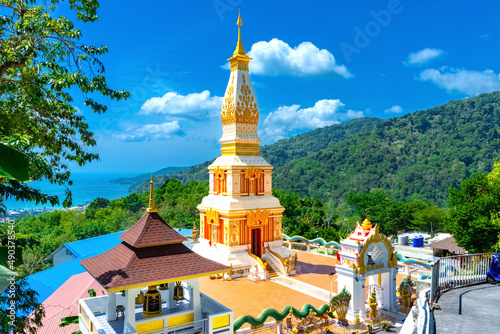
[{"x1": 192, "y1": 12, "x2": 295, "y2": 279}]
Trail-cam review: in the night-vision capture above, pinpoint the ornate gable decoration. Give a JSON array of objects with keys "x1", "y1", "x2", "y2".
[
  {"x1": 356, "y1": 224, "x2": 398, "y2": 274},
  {"x1": 244, "y1": 166, "x2": 262, "y2": 179},
  {"x1": 246, "y1": 208, "x2": 270, "y2": 228},
  {"x1": 206, "y1": 207, "x2": 220, "y2": 226},
  {"x1": 213, "y1": 166, "x2": 226, "y2": 179}
]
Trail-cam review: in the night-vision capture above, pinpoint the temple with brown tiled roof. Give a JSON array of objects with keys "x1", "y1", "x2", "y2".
[{"x1": 78, "y1": 176, "x2": 234, "y2": 334}]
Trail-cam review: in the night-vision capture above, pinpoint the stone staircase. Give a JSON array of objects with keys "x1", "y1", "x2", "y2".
[{"x1": 266, "y1": 261, "x2": 280, "y2": 278}]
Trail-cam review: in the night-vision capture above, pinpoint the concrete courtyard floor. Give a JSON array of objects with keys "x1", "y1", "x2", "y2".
[
  {"x1": 433, "y1": 283, "x2": 500, "y2": 334},
  {"x1": 199, "y1": 251, "x2": 411, "y2": 332}
]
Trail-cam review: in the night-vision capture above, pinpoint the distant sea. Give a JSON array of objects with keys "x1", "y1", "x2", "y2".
[{"x1": 4, "y1": 172, "x2": 139, "y2": 211}]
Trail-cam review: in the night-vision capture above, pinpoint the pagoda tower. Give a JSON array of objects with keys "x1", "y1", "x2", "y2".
[{"x1": 193, "y1": 12, "x2": 295, "y2": 278}]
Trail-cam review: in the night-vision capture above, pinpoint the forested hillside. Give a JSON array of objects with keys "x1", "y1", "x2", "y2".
[
  {"x1": 274, "y1": 92, "x2": 500, "y2": 206},
  {"x1": 133, "y1": 117, "x2": 382, "y2": 193},
  {"x1": 137, "y1": 92, "x2": 500, "y2": 207}
]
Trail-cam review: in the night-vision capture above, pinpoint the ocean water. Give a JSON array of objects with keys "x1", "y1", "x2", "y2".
[{"x1": 4, "y1": 172, "x2": 138, "y2": 211}]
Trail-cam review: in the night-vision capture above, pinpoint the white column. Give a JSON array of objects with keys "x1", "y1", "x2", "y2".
[
  {"x1": 106, "y1": 292, "x2": 117, "y2": 321},
  {"x1": 357, "y1": 275, "x2": 367, "y2": 320},
  {"x1": 188, "y1": 279, "x2": 202, "y2": 321},
  {"x1": 390, "y1": 267, "x2": 399, "y2": 313},
  {"x1": 336, "y1": 266, "x2": 357, "y2": 321},
  {"x1": 124, "y1": 288, "x2": 139, "y2": 329},
  {"x1": 168, "y1": 282, "x2": 176, "y2": 309}
]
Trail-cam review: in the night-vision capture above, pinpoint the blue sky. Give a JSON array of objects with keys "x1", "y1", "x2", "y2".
[{"x1": 63, "y1": 0, "x2": 500, "y2": 173}]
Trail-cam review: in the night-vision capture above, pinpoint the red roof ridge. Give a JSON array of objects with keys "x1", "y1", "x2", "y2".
[{"x1": 119, "y1": 212, "x2": 186, "y2": 248}]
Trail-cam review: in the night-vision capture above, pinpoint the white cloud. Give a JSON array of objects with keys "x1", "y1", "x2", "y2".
[
  {"x1": 140, "y1": 90, "x2": 222, "y2": 118},
  {"x1": 115, "y1": 121, "x2": 185, "y2": 142},
  {"x1": 405, "y1": 48, "x2": 444, "y2": 65},
  {"x1": 384, "y1": 105, "x2": 403, "y2": 114},
  {"x1": 231, "y1": 38, "x2": 351, "y2": 77},
  {"x1": 419, "y1": 67, "x2": 500, "y2": 95},
  {"x1": 262, "y1": 99, "x2": 363, "y2": 142}
]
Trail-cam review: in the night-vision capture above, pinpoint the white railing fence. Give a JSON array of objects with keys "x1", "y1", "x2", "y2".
[{"x1": 430, "y1": 253, "x2": 491, "y2": 302}]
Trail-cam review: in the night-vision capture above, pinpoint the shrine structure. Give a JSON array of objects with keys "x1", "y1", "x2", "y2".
[
  {"x1": 78, "y1": 178, "x2": 233, "y2": 334},
  {"x1": 336, "y1": 219, "x2": 399, "y2": 321},
  {"x1": 192, "y1": 12, "x2": 295, "y2": 279}
]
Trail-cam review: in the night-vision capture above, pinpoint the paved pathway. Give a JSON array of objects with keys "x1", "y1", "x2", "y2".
[{"x1": 433, "y1": 283, "x2": 500, "y2": 334}]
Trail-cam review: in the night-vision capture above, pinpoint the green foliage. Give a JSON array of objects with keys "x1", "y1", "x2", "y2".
[
  {"x1": 380, "y1": 320, "x2": 391, "y2": 331},
  {"x1": 346, "y1": 191, "x2": 446, "y2": 236},
  {"x1": 0, "y1": 279, "x2": 45, "y2": 334},
  {"x1": 273, "y1": 188, "x2": 344, "y2": 242},
  {"x1": 148, "y1": 93, "x2": 500, "y2": 206},
  {"x1": 0, "y1": 0, "x2": 130, "y2": 208},
  {"x1": 448, "y1": 162, "x2": 500, "y2": 252}
]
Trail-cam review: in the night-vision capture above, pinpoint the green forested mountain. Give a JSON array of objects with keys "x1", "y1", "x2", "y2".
[
  {"x1": 134, "y1": 92, "x2": 500, "y2": 206},
  {"x1": 133, "y1": 117, "x2": 382, "y2": 193},
  {"x1": 274, "y1": 92, "x2": 500, "y2": 206}
]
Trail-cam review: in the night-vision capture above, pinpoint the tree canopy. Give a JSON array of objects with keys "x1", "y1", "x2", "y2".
[
  {"x1": 0, "y1": 0, "x2": 129, "y2": 208},
  {"x1": 448, "y1": 160, "x2": 500, "y2": 253}
]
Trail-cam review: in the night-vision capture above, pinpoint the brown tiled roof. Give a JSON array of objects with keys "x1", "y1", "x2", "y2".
[
  {"x1": 119, "y1": 212, "x2": 186, "y2": 247},
  {"x1": 424, "y1": 236, "x2": 467, "y2": 253},
  {"x1": 80, "y1": 242, "x2": 231, "y2": 291}
]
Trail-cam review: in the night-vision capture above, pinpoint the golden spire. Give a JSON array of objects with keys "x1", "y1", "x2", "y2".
[
  {"x1": 362, "y1": 218, "x2": 372, "y2": 230},
  {"x1": 146, "y1": 175, "x2": 157, "y2": 213},
  {"x1": 233, "y1": 9, "x2": 246, "y2": 56}
]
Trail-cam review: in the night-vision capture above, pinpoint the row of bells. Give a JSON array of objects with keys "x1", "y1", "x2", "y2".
[{"x1": 134, "y1": 281, "x2": 185, "y2": 318}]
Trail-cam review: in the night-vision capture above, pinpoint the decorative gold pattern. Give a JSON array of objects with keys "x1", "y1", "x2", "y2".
[
  {"x1": 274, "y1": 217, "x2": 282, "y2": 241},
  {"x1": 230, "y1": 220, "x2": 240, "y2": 246},
  {"x1": 223, "y1": 220, "x2": 230, "y2": 246},
  {"x1": 356, "y1": 224, "x2": 397, "y2": 274},
  {"x1": 244, "y1": 166, "x2": 262, "y2": 179},
  {"x1": 206, "y1": 208, "x2": 220, "y2": 226},
  {"x1": 230, "y1": 60, "x2": 249, "y2": 72},
  {"x1": 236, "y1": 74, "x2": 259, "y2": 121},
  {"x1": 221, "y1": 75, "x2": 235, "y2": 125},
  {"x1": 246, "y1": 208, "x2": 270, "y2": 228},
  {"x1": 213, "y1": 166, "x2": 226, "y2": 179}
]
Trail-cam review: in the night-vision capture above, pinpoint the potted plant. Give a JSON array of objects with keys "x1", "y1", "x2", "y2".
[
  {"x1": 366, "y1": 324, "x2": 373, "y2": 333},
  {"x1": 380, "y1": 320, "x2": 391, "y2": 331}
]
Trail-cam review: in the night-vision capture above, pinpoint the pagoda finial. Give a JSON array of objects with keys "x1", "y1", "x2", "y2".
[
  {"x1": 362, "y1": 218, "x2": 372, "y2": 230},
  {"x1": 146, "y1": 175, "x2": 157, "y2": 213},
  {"x1": 233, "y1": 9, "x2": 246, "y2": 56}
]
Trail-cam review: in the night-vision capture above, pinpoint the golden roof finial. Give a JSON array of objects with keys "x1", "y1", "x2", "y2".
[
  {"x1": 233, "y1": 9, "x2": 246, "y2": 56},
  {"x1": 362, "y1": 218, "x2": 372, "y2": 230},
  {"x1": 146, "y1": 175, "x2": 157, "y2": 213}
]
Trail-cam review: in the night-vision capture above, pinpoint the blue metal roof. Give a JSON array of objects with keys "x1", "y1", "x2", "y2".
[
  {"x1": 25, "y1": 255, "x2": 86, "y2": 304},
  {"x1": 64, "y1": 231, "x2": 125, "y2": 258}
]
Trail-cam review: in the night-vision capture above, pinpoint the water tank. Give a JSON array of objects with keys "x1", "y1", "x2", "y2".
[
  {"x1": 413, "y1": 236, "x2": 424, "y2": 247},
  {"x1": 399, "y1": 235, "x2": 409, "y2": 245}
]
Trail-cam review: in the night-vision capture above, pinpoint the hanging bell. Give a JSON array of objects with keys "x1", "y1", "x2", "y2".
[
  {"x1": 159, "y1": 283, "x2": 168, "y2": 291},
  {"x1": 173, "y1": 281, "x2": 184, "y2": 302},
  {"x1": 135, "y1": 291, "x2": 145, "y2": 305}
]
